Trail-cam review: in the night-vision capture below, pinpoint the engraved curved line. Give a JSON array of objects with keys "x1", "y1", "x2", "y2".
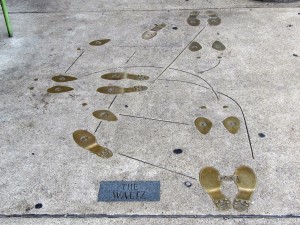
[
  {"x1": 82, "y1": 65, "x2": 164, "y2": 78},
  {"x1": 159, "y1": 79, "x2": 209, "y2": 90},
  {"x1": 218, "y1": 92, "x2": 254, "y2": 159},
  {"x1": 198, "y1": 60, "x2": 221, "y2": 74},
  {"x1": 158, "y1": 79, "x2": 254, "y2": 159},
  {"x1": 168, "y1": 68, "x2": 219, "y2": 100}
]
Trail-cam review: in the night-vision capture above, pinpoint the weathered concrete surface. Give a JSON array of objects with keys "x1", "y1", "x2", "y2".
[
  {"x1": 1, "y1": 218, "x2": 300, "y2": 225},
  {"x1": 0, "y1": 0, "x2": 300, "y2": 224},
  {"x1": 5, "y1": 0, "x2": 300, "y2": 12}
]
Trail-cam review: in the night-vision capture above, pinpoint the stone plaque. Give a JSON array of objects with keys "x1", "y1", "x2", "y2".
[{"x1": 98, "y1": 181, "x2": 160, "y2": 202}]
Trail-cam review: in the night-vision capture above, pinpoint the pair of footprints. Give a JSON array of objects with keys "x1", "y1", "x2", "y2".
[
  {"x1": 142, "y1": 10, "x2": 221, "y2": 40},
  {"x1": 189, "y1": 40, "x2": 226, "y2": 52},
  {"x1": 187, "y1": 11, "x2": 225, "y2": 52},
  {"x1": 98, "y1": 72, "x2": 149, "y2": 94},
  {"x1": 47, "y1": 75, "x2": 77, "y2": 93},
  {"x1": 200, "y1": 166, "x2": 257, "y2": 211},
  {"x1": 47, "y1": 73, "x2": 149, "y2": 94},
  {"x1": 195, "y1": 116, "x2": 240, "y2": 135},
  {"x1": 187, "y1": 10, "x2": 221, "y2": 27}
]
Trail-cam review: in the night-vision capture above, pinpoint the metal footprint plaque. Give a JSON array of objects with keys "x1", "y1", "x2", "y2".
[
  {"x1": 97, "y1": 85, "x2": 148, "y2": 94},
  {"x1": 89, "y1": 39, "x2": 110, "y2": 46},
  {"x1": 52, "y1": 75, "x2": 77, "y2": 82},
  {"x1": 47, "y1": 86, "x2": 74, "y2": 93},
  {"x1": 189, "y1": 41, "x2": 202, "y2": 51},
  {"x1": 212, "y1": 41, "x2": 226, "y2": 51},
  {"x1": 101, "y1": 72, "x2": 149, "y2": 81},
  {"x1": 93, "y1": 110, "x2": 118, "y2": 121}
]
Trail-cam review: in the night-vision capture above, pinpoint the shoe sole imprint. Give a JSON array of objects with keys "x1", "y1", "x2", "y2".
[
  {"x1": 212, "y1": 41, "x2": 226, "y2": 51},
  {"x1": 52, "y1": 75, "x2": 77, "y2": 82},
  {"x1": 222, "y1": 116, "x2": 240, "y2": 134},
  {"x1": 194, "y1": 117, "x2": 212, "y2": 135},
  {"x1": 189, "y1": 41, "x2": 202, "y2": 51},
  {"x1": 233, "y1": 165, "x2": 257, "y2": 212},
  {"x1": 199, "y1": 167, "x2": 231, "y2": 210},
  {"x1": 97, "y1": 85, "x2": 148, "y2": 94},
  {"x1": 93, "y1": 110, "x2": 118, "y2": 121},
  {"x1": 47, "y1": 85, "x2": 74, "y2": 93},
  {"x1": 101, "y1": 72, "x2": 149, "y2": 81},
  {"x1": 142, "y1": 23, "x2": 166, "y2": 40},
  {"x1": 73, "y1": 130, "x2": 113, "y2": 158},
  {"x1": 89, "y1": 39, "x2": 110, "y2": 46},
  {"x1": 208, "y1": 17, "x2": 221, "y2": 26},
  {"x1": 187, "y1": 11, "x2": 200, "y2": 26},
  {"x1": 206, "y1": 10, "x2": 221, "y2": 26}
]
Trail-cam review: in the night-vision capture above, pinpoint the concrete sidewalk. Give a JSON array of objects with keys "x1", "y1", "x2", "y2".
[{"x1": 0, "y1": 0, "x2": 299, "y2": 224}]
